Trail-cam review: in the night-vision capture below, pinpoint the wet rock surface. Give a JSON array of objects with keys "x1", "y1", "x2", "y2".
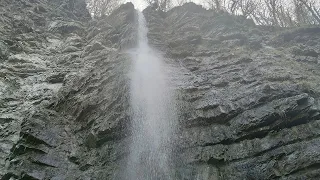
[
  {"x1": 143, "y1": 3, "x2": 320, "y2": 179},
  {"x1": 0, "y1": 0, "x2": 92, "y2": 179},
  {"x1": 0, "y1": 0, "x2": 137, "y2": 179},
  {"x1": 1, "y1": 1, "x2": 320, "y2": 179}
]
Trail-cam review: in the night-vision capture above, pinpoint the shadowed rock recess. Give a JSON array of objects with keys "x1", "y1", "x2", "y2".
[{"x1": 1, "y1": 0, "x2": 320, "y2": 179}]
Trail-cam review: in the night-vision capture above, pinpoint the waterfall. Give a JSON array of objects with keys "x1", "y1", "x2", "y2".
[{"x1": 125, "y1": 11, "x2": 176, "y2": 180}]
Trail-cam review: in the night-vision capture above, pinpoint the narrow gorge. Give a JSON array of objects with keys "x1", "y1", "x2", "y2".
[{"x1": 1, "y1": 0, "x2": 320, "y2": 179}]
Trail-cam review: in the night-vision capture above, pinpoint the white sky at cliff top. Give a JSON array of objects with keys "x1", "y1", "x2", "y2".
[{"x1": 125, "y1": 0, "x2": 203, "y2": 11}]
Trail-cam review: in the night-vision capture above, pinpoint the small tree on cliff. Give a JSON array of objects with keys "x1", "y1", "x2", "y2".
[
  {"x1": 175, "y1": 0, "x2": 191, "y2": 6},
  {"x1": 206, "y1": 0, "x2": 320, "y2": 26},
  {"x1": 295, "y1": 0, "x2": 320, "y2": 24},
  {"x1": 86, "y1": 0, "x2": 120, "y2": 18},
  {"x1": 145, "y1": 0, "x2": 172, "y2": 11},
  {"x1": 206, "y1": 0, "x2": 224, "y2": 11},
  {"x1": 225, "y1": 0, "x2": 257, "y2": 18}
]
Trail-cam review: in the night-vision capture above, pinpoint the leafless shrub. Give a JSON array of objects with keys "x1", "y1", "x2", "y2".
[
  {"x1": 144, "y1": 0, "x2": 173, "y2": 11},
  {"x1": 203, "y1": 0, "x2": 320, "y2": 26},
  {"x1": 85, "y1": 0, "x2": 320, "y2": 26},
  {"x1": 295, "y1": 0, "x2": 320, "y2": 24},
  {"x1": 206, "y1": 0, "x2": 224, "y2": 11},
  {"x1": 86, "y1": 0, "x2": 120, "y2": 18},
  {"x1": 173, "y1": 0, "x2": 192, "y2": 6}
]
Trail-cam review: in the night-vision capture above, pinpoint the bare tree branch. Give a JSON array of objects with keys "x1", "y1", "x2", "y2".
[
  {"x1": 145, "y1": 0, "x2": 172, "y2": 11},
  {"x1": 298, "y1": 0, "x2": 320, "y2": 24},
  {"x1": 86, "y1": 0, "x2": 120, "y2": 18}
]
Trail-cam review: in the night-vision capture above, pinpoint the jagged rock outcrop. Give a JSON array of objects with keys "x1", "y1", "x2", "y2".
[
  {"x1": 0, "y1": 0, "x2": 139, "y2": 179},
  {"x1": 1, "y1": 1, "x2": 320, "y2": 179},
  {"x1": 0, "y1": 0, "x2": 92, "y2": 179},
  {"x1": 143, "y1": 3, "x2": 320, "y2": 179}
]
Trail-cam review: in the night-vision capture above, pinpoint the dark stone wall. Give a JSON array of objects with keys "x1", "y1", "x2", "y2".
[{"x1": 1, "y1": 1, "x2": 320, "y2": 179}]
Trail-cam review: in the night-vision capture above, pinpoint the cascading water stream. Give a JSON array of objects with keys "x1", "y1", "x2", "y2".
[{"x1": 125, "y1": 11, "x2": 177, "y2": 180}]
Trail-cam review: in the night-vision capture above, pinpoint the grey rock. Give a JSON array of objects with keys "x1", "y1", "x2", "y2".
[
  {"x1": 46, "y1": 73, "x2": 66, "y2": 84},
  {"x1": 1, "y1": 0, "x2": 320, "y2": 180},
  {"x1": 0, "y1": 41, "x2": 9, "y2": 59},
  {"x1": 62, "y1": 46, "x2": 81, "y2": 53},
  {"x1": 21, "y1": 171, "x2": 45, "y2": 180},
  {"x1": 48, "y1": 20, "x2": 85, "y2": 35},
  {"x1": 83, "y1": 41, "x2": 105, "y2": 56}
]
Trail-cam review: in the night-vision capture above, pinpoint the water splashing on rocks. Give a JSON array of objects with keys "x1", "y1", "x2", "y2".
[{"x1": 125, "y1": 11, "x2": 177, "y2": 180}]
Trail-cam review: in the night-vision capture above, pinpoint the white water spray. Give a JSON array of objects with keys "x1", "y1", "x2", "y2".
[{"x1": 125, "y1": 12, "x2": 176, "y2": 180}]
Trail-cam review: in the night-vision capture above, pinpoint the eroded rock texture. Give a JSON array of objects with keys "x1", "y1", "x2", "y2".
[
  {"x1": 1, "y1": 1, "x2": 320, "y2": 179},
  {"x1": 143, "y1": 3, "x2": 320, "y2": 179},
  {"x1": 0, "y1": 0, "x2": 90, "y2": 178}
]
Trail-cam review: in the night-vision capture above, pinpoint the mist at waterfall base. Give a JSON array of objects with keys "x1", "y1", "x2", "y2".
[{"x1": 120, "y1": 12, "x2": 177, "y2": 180}]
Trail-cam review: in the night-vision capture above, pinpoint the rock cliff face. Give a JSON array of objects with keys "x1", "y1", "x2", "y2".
[
  {"x1": 1, "y1": 1, "x2": 320, "y2": 179},
  {"x1": 143, "y1": 4, "x2": 320, "y2": 179}
]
